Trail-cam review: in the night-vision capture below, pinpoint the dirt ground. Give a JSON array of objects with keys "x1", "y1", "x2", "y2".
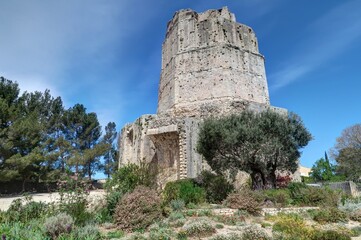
[{"x1": 0, "y1": 189, "x2": 106, "y2": 211}]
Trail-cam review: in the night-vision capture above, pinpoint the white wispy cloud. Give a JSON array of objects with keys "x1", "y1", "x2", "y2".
[{"x1": 269, "y1": 0, "x2": 361, "y2": 91}]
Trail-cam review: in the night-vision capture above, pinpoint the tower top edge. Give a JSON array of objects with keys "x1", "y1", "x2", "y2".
[{"x1": 166, "y1": 6, "x2": 242, "y2": 33}]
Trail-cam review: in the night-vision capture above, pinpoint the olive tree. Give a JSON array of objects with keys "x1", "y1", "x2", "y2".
[{"x1": 197, "y1": 110, "x2": 312, "y2": 189}]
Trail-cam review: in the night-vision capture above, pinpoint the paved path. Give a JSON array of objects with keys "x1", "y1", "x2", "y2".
[{"x1": 0, "y1": 190, "x2": 105, "y2": 211}]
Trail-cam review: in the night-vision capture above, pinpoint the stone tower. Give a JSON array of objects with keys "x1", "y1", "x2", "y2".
[{"x1": 119, "y1": 7, "x2": 286, "y2": 187}]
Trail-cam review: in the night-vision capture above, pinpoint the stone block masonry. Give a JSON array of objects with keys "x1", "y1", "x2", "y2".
[{"x1": 119, "y1": 7, "x2": 286, "y2": 188}]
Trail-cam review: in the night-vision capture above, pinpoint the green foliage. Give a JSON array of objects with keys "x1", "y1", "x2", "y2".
[
  {"x1": 195, "y1": 170, "x2": 234, "y2": 203},
  {"x1": 102, "y1": 122, "x2": 118, "y2": 178},
  {"x1": 272, "y1": 213, "x2": 314, "y2": 240},
  {"x1": 149, "y1": 225, "x2": 174, "y2": 240},
  {"x1": 106, "y1": 162, "x2": 156, "y2": 194},
  {"x1": 5, "y1": 197, "x2": 47, "y2": 223},
  {"x1": 163, "y1": 179, "x2": 206, "y2": 205},
  {"x1": 310, "y1": 153, "x2": 345, "y2": 182},
  {"x1": 0, "y1": 76, "x2": 111, "y2": 185},
  {"x1": 170, "y1": 199, "x2": 185, "y2": 211},
  {"x1": 197, "y1": 110, "x2": 312, "y2": 189},
  {"x1": 44, "y1": 213, "x2": 74, "y2": 239},
  {"x1": 57, "y1": 177, "x2": 92, "y2": 225},
  {"x1": 114, "y1": 186, "x2": 162, "y2": 231},
  {"x1": 262, "y1": 188, "x2": 292, "y2": 207},
  {"x1": 210, "y1": 233, "x2": 242, "y2": 240},
  {"x1": 311, "y1": 208, "x2": 348, "y2": 223},
  {"x1": 0, "y1": 220, "x2": 46, "y2": 240},
  {"x1": 224, "y1": 188, "x2": 264, "y2": 215},
  {"x1": 241, "y1": 225, "x2": 271, "y2": 240},
  {"x1": 310, "y1": 230, "x2": 351, "y2": 240},
  {"x1": 181, "y1": 218, "x2": 215, "y2": 238},
  {"x1": 105, "y1": 191, "x2": 123, "y2": 217},
  {"x1": 287, "y1": 182, "x2": 340, "y2": 207},
  {"x1": 331, "y1": 124, "x2": 361, "y2": 181},
  {"x1": 73, "y1": 224, "x2": 101, "y2": 240}
]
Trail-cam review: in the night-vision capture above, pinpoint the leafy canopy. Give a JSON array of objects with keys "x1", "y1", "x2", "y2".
[{"x1": 197, "y1": 110, "x2": 312, "y2": 189}]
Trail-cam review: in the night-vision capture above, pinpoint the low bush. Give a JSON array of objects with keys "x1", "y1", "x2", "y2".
[
  {"x1": 105, "y1": 162, "x2": 156, "y2": 193},
  {"x1": 163, "y1": 179, "x2": 206, "y2": 205},
  {"x1": 311, "y1": 208, "x2": 348, "y2": 223},
  {"x1": 223, "y1": 188, "x2": 264, "y2": 215},
  {"x1": 170, "y1": 199, "x2": 185, "y2": 211},
  {"x1": 210, "y1": 233, "x2": 242, "y2": 240},
  {"x1": 74, "y1": 224, "x2": 101, "y2": 240},
  {"x1": 241, "y1": 225, "x2": 271, "y2": 240},
  {"x1": 350, "y1": 209, "x2": 361, "y2": 222},
  {"x1": 287, "y1": 183, "x2": 340, "y2": 207},
  {"x1": 149, "y1": 225, "x2": 174, "y2": 240},
  {"x1": 262, "y1": 188, "x2": 292, "y2": 207},
  {"x1": 181, "y1": 218, "x2": 215, "y2": 238},
  {"x1": 114, "y1": 186, "x2": 162, "y2": 231},
  {"x1": 5, "y1": 197, "x2": 48, "y2": 223},
  {"x1": 44, "y1": 213, "x2": 74, "y2": 239},
  {"x1": 311, "y1": 230, "x2": 351, "y2": 240},
  {"x1": 0, "y1": 220, "x2": 45, "y2": 240},
  {"x1": 195, "y1": 171, "x2": 234, "y2": 203},
  {"x1": 272, "y1": 213, "x2": 314, "y2": 240}
]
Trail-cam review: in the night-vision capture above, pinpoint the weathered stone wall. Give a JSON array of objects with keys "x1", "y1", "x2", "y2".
[{"x1": 158, "y1": 7, "x2": 270, "y2": 116}]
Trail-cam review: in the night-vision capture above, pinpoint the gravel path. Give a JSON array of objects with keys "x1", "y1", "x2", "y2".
[{"x1": 0, "y1": 190, "x2": 105, "y2": 211}]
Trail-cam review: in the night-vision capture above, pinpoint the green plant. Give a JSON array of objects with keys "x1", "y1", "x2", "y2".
[
  {"x1": 241, "y1": 225, "x2": 271, "y2": 240},
  {"x1": 170, "y1": 199, "x2": 185, "y2": 211},
  {"x1": 0, "y1": 220, "x2": 46, "y2": 240},
  {"x1": 114, "y1": 186, "x2": 162, "y2": 231},
  {"x1": 57, "y1": 177, "x2": 92, "y2": 225},
  {"x1": 272, "y1": 213, "x2": 314, "y2": 240},
  {"x1": 106, "y1": 162, "x2": 156, "y2": 193},
  {"x1": 311, "y1": 208, "x2": 348, "y2": 223},
  {"x1": 215, "y1": 223, "x2": 224, "y2": 229},
  {"x1": 105, "y1": 190, "x2": 123, "y2": 216},
  {"x1": 210, "y1": 233, "x2": 242, "y2": 240},
  {"x1": 74, "y1": 224, "x2": 101, "y2": 240},
  {"x1": 44, "y1": 213, "x2": 74, "y2": 239},
  {"x1": 310, "y1": 230, "x2": 351, "y2": 240},
  {"x1": 107, "y1": 230, "x2": 125, "y2": 238},
  {"x1": 262, "y1": 188, "x2": 292, "y2": 207},
  {"x1": 223, "y1": 188, "x2": 264, "y2": 214},
  {"x1": 168, "y1": 211, "x2": 185, "y2": 221},
  {"x1": 5, "y1": 197, "x2": 48, "y2": 223},
  {"x1": 163, "y1": 179, "x2": 206, "y2": 205},
  {"x1": 181, "y1": 218, "x2": 215, "y2": 238},
  {"x1": 212, "y1": 212, "x2": 245, "y2": 225},
  {"x1": 195, "y1": 170, "x2": 234, "y2": 203},
  {"x1": 149, "y1": 226, "x2": 174, "y2": 240}
]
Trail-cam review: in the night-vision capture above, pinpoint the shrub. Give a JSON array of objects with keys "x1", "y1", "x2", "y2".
[
  {"x1": 170, "y1": 199, "x2": 185, "y2": 211},
  {"x1": 195, "y1": 171, "x2": 234, "y2": 203},
  {"x1": 114, "y1": 186, "x2": 162, "y2": 231},
  {"x1": 5, "y1": 198, "x2": 47, "y2": 223},
  {"x1": 74, "y1": 224, "x2": 101, "y2": 240},
  {"x1": 350, "y1": 209, "x2": 361, "y2": 222},
  {"x1": 0, "y1": 220, "x2": 46, "y2": 240},
  {"x1": 44, "y1": 213, "x2": 74, "y2": 239},
  {"x1": 311, "y1": 230, "x2": 351, "y2": 240},
  {"x1": 106, "y1": 162, "x2": 156, "y2": 193},
  {"x1": 181, "y1": 218, "x2": 215, "y2": 238},
  {"x1": 163, "y1": 179, "x2": 206, "y2": 205},
  {"x1": 241, "y1": 225, "x2": 271, "y2": 240},
  {"x1": 106, "y1": 191, "x2": 123, "y2": 216},
  {"x1": 57, "y1": 177, "x2": 92, "y2": 225},
  {"x1": 223, "y1": 188, "x2": 264, "y2": 214},
  {"x1": 272, "y1": 213, "x2": 314, "y2": 240},
  {"x1": 262, "y1": 189, "x2": 292, "y2": 207},
  {"x1": 311, "y1": 208, "x2": 348, "y2": 223},
  {"x1": 287, "y1": 183, "x2": 340, "y2": 207},
  {"x1": 149, "y1": 226, "x2": 174, "y2": 240},
  {"x1": 210, "y1": 233, "x2": 242, "y2": 240}
]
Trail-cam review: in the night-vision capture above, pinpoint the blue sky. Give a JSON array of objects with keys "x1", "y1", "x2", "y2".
[{"x1": 1, "y1": 0, "x2": 360, "y2": 171}]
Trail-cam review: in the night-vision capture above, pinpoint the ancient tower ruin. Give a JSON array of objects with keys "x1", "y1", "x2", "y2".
[{"x1": 119, "y1": 7, "x2": 286, "y2": 187}]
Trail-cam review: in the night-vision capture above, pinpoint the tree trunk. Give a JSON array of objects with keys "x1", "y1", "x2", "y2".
[{"x1": 251, "y1": 169, "x2": 266, "y2": 190}]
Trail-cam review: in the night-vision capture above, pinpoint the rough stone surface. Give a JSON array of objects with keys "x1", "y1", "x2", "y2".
[{"x1": 118, "y1": 7, "x2": 287, "y2": 188}]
